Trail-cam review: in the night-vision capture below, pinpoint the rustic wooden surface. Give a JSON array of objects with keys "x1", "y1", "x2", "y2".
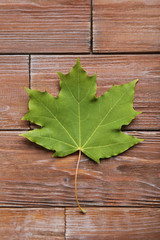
[
  {"x1": 0, "y1": 208, "x2": 160, "y2": 240},
  {"x1": 0, "y1": 0, "x2": 160, "y2": 239},
  {"x1": 0, "y1": 55, "x2": 29, "y2": 129},
  {"x1": 66, "y1": 208, "x2": 160, "y2": 240},
  {"x1": 0, "y1": 208, "x2": 65, "y2": 240},
  {"x1": 0, "y1": 0, "x2": 90, "y2": 53},
  {"x1": 0, "y1": 131, "x2": 159, "y2": 207},
  {"x1": 93, "y1": 0, "x2": 160, "y2": 52}
]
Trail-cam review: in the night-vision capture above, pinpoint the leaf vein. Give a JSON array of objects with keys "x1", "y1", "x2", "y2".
[
  {"x1": 29, "y1": 92, "x2": 78, "y2": 147},
  {"x1": 82, "y1": 89, "x2": 128, "y2": 148},
  {"x1": 37, "y1": 136, "x2": 76, "y2": 148},
  {"x1": 84, "y1": 141, "x2": 135, "y2": 149}
]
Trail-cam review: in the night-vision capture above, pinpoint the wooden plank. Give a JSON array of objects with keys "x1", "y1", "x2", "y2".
[
  {"x1": 31, "y1": 55, "x2": 160, "y2": 130},
  {"x1": 0, "y1": 131, "x2": 159, "y2": 207},
  {"x1": 0, "y1": 55, "x2": 29, "y2": 129},
  {"x1": 0, "y1": 0, "x2": 90, "y2": 53},
  {"x1": 0, "y1": 208, "x2": 65, "y2": 240},
  {"x1": 66, "y1": 208, "x2": 160, "y2": 240},
  {"x1": 93, "y1": 0, "x2": 160, "y2": 53}
]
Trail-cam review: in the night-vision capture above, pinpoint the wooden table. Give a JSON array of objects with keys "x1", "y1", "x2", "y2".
[{"x1": 0, "y1": 1, "x2": 160, "y2": 239}]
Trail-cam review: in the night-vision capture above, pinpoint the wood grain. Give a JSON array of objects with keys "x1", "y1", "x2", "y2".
[
  {"x1": 93, "y1": 0, "x2": 160, "y2": 53},
  {"x1": 0, "y1": 131, "x2": 159, "y2": 207},
  {"x1": 0, "y1": 55, "x2": 29, "y2": 129},
  {"x1": 0, "y1": 208, "x2": 65, "y2": 240},
  {"x1": 66, "y1": 208, "x2": 160, "y2": 240},
  {"x1": 0, "y1": 0, "x2": 90, "y2": 53},
  {"x1": 31, "y1": 55, "x2": 160, "y2": 130}
]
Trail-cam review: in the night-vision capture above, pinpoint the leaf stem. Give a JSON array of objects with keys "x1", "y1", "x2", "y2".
[{"x1": 75, "y1": 150, "x2": 86, "y2": 214}]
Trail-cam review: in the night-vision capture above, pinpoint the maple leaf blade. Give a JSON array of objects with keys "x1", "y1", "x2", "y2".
[
  {"x1": 57, "y1": 59, "x2": 97, "y2": 149},
  {"x1": 21, "y1": 59, "x2": 142, "y2": 162},
  {"x1": 81, "y1": 80, "x2": 142, "y2": 162},
  {"x1": 22, "y1": 60, "x2": 97, "y2": 157},
  {"x1": 22, "y1": 88, "x2": 79, "y2": 155},
  {"x1": 22, "y1": 88, "x2": 57, "y2": 126},
  {"x1": 20, "y1": 128, "x2": 77, "y2": 157},
  {"x1": 57, "y1": 58, "x2": 97, "y2": 103},
  {"x1": 81, "y1": 80, "x2": 140, "y2": 146},
  {"x1": 83, "y1": 132, "x2": 143, "y2": 163}
]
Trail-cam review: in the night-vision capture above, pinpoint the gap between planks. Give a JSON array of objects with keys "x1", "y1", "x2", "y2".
[{"x1": 0, "y1": 52, "x2": 160, "y2": 55}]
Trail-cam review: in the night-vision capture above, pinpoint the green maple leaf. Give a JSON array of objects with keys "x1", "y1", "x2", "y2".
[{"x1": 21, "y1": 58, "x2": 143, "y2": 213}]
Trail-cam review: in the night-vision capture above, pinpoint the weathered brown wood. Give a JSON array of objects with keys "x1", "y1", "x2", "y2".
[
  {"x1": 0, "y1": 0, "x2": 90, "y2": 53},
  {"x1": 0, "y1": 131, "x2": 159, "y2": 207},
  {"x1": 93, "y1": 0, "x2": 160, "y2": 53},
  {"x1": 31, "y1": 55, "x2": 160, "y2": 130},
  {"x1": 0, "y1": 208, "x2": 65, "y2": 240},
  {"x1": 0, "y1": 0, "x2": 159, "y2": 237},
  {"x1": 0, "y1": 55, "x2": 29, "y2": 129},
  {"x1": 66, "y1": 208, "x2": 160, "y2": 240}
]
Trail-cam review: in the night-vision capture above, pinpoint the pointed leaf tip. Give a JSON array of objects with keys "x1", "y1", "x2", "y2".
[
  {"x1": 133, "y1": 79, "x2": 139, "y2": 85},
  {"x1": 19, "y1": 133, "x2": 24, "y2": 137},
  {"x1": 24, "y1": 87, "x2": 32, "y2": 94},
  {"x1": 56, "y1": 71, "x2": 63, "y2": 77},
  {"x1": 76, "y1": 57, "x2": 82, "y2": 67},
  {"x1": 24, "y1": 86, "x2": 29, "y2": 91}
]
